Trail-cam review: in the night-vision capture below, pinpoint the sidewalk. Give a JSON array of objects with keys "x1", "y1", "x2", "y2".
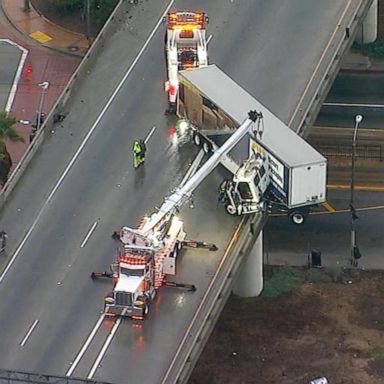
[
  {"x1": 2, "y1": 0, "x2": 88, "y2": 56},
  {"x1": 341, "y1": 50, "x2": 384, "y2": 72},
  {"x1": 0, "y1": 1, "x2": 81, "y2": 171}
]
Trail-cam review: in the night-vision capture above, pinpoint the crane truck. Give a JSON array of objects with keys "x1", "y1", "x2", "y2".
[
  {"x1": 93, "y1": 111, "x2": 263, "y2": 320},
  {"x1": 164, "y1": 11, "x2": 209, "y2": 114}
]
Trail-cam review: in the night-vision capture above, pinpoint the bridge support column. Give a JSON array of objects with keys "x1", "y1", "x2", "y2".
[
  {"x1": 355, "y1": 0, "x2": 377, "y2": 44},
  {"x1": 233, "y1": 230, "x2": 263, "y2": 297}
]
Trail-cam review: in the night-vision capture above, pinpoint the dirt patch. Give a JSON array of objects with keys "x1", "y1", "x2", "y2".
[{"x1": 189, "y1": 268, "x2": 384, "y2": 384}]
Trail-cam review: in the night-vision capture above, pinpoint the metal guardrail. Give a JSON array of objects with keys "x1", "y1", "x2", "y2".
[
  {"x1": 161, "y1": 213, "x2": 267, "y2": 384},
  {"x1": 0, "y1": 369, "x2": 111, "y2": 384},
  {"x1": 313, "y1": 142, "x2": 384, "y2": 161}
]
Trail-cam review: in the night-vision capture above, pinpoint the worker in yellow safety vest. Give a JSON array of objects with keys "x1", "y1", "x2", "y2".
[{"x1": 133, "y1": 139, "x2": 146, "y2": 168}]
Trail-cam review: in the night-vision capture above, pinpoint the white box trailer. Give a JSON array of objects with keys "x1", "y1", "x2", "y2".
[{"x1": 177, "y1": 65, "x2": 327, "y2": 221}]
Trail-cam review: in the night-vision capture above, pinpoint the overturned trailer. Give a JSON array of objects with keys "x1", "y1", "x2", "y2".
[{"x1": 177, "y1": 65, "x2": 327, "y2": 224}]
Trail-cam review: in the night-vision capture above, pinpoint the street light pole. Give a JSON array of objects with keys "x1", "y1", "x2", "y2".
[
  {"x1": 350, "y1": 114, "x2": 363, "y2": 266},
  {"x1": 36, "y1": 81, "x2": 50, "y2": 131}
]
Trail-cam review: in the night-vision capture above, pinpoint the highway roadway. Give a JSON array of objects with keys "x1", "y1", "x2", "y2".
[
  {"x1": 316, "y1": 72, "x2": 384, "y2": 128},
  {"x1": 0, "y1": 0, "x2": 367, "y2": 383}
]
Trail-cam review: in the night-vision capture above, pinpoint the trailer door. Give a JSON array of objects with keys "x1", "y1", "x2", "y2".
[{"x1": 290, "y1": 163, "x2": 326, "y2": 207}]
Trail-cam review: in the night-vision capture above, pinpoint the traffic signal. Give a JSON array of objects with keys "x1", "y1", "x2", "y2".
[{"x1": 25, "y1": 63, "x2": 33, "y2": 75}]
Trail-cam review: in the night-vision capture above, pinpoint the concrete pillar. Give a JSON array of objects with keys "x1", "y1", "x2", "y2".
[
  {"x1": 233, "y1": 230, "x2": 263, "y2": 297},
  {"x1": 355, "y1": 0, "x2": 378, "y2": 44}
]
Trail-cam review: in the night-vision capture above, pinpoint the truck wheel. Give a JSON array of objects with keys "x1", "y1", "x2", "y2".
[
  {"x1": 150, "y1": 287, "x2": 157, "y2": 300},
  {"x1": 290, "y1": 211, "x2": 306, "y2": 225},
  {"x1": 193, "y1": 132, "x2": 201, "y2": 146},
  {"x1": 226, "y1": 204, "x2": 237, "y2": 215},
  {"x1": 203, "y1": 141, "x2": 212, "y2": 154},
  {"x1": 143, "y1": 305, "x2": 149, "y2": 317}
]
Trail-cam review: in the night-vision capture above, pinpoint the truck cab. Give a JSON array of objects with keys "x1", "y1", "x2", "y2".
[
  {"x1": 165, "y1": 11, "x2": 208, "y2": 113},
  {"x1": 104, "y1": 247, "x2": 156, "y2": 320},
  {"x1": 219, "y1": 155, "x2": 270, "y2": 215}
]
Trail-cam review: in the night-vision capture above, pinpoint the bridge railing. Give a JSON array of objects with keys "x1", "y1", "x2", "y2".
[
  {"x1": 0, "y1": 369, "x2": 110, "y2": 384},
  {"x1": 313, "y1": 141, "x2": 384, "y2": 161},
  {"x1": 161, "y1": 213, "x2": 267, "y2": 384}
]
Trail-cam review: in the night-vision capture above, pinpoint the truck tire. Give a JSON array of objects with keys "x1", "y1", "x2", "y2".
[
  {"x1": 143, "y1": 305, "x2": 149, "y2": 317},
  {"x1": 202, "y1": 141, "x2": 212, "y2": 154},
  {"x1": 193, "y1": 132, "x2": 201, "y2": 146},
  {"x1": 150, "y1": 287, "x2": 157, "y2": 300},
  {"x1": 172, "y1": 245, "x2": 179, "y2": 258},
  {"x1": 226, "y1": 204, "x2": 237, "y2": 215},
  {"x1": 289, "y1": 211, "x2": 306, "y2": 225}
]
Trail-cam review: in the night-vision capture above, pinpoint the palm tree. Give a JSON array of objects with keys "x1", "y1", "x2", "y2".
[{"x1": 0, "y1": 111, "x2": 24, "y2": 186}]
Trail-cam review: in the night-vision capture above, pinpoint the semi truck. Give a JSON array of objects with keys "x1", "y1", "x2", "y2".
[
  {"x1": 176, "y1": 64, "x2": 327, "y2": 224},
  {"x1": 93, "y1": 111, "x2": 264, "y2": 319},
  {"x1": 164, "y1": 10, "x2": 209, "y2": 113}
]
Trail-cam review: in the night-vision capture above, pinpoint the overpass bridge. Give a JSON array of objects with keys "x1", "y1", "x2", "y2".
[{"x1": 0, "y1": 0, "x2": 376, "y2": 383}]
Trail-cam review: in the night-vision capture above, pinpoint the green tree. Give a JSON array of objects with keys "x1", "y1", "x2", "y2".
[
  {"x1": 0, "y1": 112, "x2": 24, "y2": 186},
  {"x1": 52, "y1": 0, "x2": 118, "y2": 31},
  {"x1": 53, "y1": 0, "x2": 83, "y2": 12},
  {"x1": 92, "y1": 0, "x2": 119, "y2": 26}
]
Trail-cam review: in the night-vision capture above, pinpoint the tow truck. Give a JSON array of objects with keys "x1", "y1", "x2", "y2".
[
  {"x1": 92, "y1": 111, "x2": 264, "y2": 320},
  {"x1": 164, "y1": 11, "x2": 209, "y2": 113}
]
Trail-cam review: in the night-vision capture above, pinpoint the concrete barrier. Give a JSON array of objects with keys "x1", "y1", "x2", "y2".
[
  {"x1": 290, "y1": 0, "x2": 374, "y2": 137},
  {"x1": 0, "y1": 0, "x2": 132, "y2": 209}
]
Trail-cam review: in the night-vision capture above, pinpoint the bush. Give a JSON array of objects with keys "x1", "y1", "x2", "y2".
[
  {"x1": 353, "y1": 40, "x2": 384, "y2": 58},
  {"x1": 53, "y1": 0, "x2": 83, "y2": 12},
  {"x1": 52, "y1": 0, "x2": 118, "y2": 26},
  {"x1": 261, "y1": 267, "x2": 303, "y2": 298},
  {"x1": 92, "y1": 0, "x2": 119, "y2": 25}
]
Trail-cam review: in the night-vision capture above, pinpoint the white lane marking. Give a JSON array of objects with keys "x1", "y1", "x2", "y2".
[
  {"x1": 144, "y1": 125, "x2": 157, "y2": 145},
  {"x1": 0, "y1": 39, "x2": 28, "y2": 113},
  {"x1": 80, "y1": 221, "x2": 99, "y2": 248},
  {"x1": 207, "y1": 34, "x2": 213, "y2": 44},
  {"x1": 87, "y1": 315, "x2": 124, "y2": 379},
  {"x1": 323, "y1": 102, "x2": 384, "y2": 108},
  {"x1": 20, "y1": 319, "x2": 39, "y2": 347},
  {"x1": 0, "y1": 0, "x2": 175, "y2": 285},
  {"x1": 289, "y1": 0, "x2": 352, "y2": 130},
  {"x1": 66, "y1": 314, "x2": 105, "y2": 376}
]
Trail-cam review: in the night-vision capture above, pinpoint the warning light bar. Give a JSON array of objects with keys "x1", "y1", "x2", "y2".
[
  {"x1": 118, "y1": 255, "x2": 147, "y2": 265},
  {"x1": 166, "y1": 11, "x2": 208, "y2": 30}
]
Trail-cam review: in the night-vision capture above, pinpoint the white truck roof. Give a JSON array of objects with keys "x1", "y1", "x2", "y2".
[
  {"x1": 115, "y1": 274, "x2": 143, "y2": 293},
  {"x1": 179, "y1": 65, "x2": 326, "y2": 167}
]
